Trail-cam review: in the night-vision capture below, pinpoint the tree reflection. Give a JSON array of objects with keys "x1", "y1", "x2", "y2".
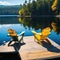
[
  {"x1": 51, "y1": 17, "x2": 60, "y2": 34},
  {"x1": 19, "y1": 17, "x2": 60, "y2": 34}
]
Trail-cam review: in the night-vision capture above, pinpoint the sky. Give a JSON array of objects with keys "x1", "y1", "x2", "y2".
[{"x1": 0, "y1": 0, "x2": 27, "y2": 5}]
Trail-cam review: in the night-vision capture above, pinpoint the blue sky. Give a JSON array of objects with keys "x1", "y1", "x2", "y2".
[{"x1": 0, "y1": 0, "x2": 27, "y2": 5}]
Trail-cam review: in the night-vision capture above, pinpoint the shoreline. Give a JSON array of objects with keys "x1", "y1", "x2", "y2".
[{"x1": 0, "y1": 15, "x2": 60, "y2": 17}]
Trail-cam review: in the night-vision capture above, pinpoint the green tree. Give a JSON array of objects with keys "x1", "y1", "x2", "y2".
[
  {"x1": 19, "y1": 0, "x2": 59, "y2": 16},
  {"x1": 31, "y1": 0, "x2": 37, "y2": 16}
]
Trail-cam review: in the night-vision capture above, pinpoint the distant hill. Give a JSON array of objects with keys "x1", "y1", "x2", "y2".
[{"x1": 0, "y1": 5, "x2": 22, "y2": 15}]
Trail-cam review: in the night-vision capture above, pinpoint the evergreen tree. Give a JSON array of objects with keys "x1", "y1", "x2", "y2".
[{"x1": 19, "y1": 0, "x2": 59, "y2": 16}]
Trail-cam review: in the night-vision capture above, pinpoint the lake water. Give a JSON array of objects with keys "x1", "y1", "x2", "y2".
[{"x1": 0, "y1": 16, "x2": 60, "y2": 45}]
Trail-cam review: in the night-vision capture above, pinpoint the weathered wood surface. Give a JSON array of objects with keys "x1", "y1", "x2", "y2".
[
  {"x1": 0, "y1": 42, "x2": 15, "y2": 53},
  {"x1": 0, "y1": 36, "x2": 60, "y2": 60}
]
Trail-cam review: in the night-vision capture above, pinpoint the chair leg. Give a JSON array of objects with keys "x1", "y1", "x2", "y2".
[
  {"x1": 21, "y1": 36, "x2": 24, "y2": 43},
  {"x1": 19, "y1": 35, "x2": 24, "y2": 43},
  {"x1": 8, "y1": 40, "x2": 13, "y2": 46},
  {"x1": 34, "y1": 36, "x2": 38, "y2": 42},
  {"x1": 38, "y1": 41, "x2": 43, "y2": 45},
  {"x1": 34, "y1": 37, "x2": 36, "y2": 42}
]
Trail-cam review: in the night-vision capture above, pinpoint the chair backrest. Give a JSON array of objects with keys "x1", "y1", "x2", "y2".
[
  {"x1": 8, "y1": 29, "x2": 17, "y2": 37},
  {"x1": 41, "y1": 27, "x2": 51, "y2": 37}
]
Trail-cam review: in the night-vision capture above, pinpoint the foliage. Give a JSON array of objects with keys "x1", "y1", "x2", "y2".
[{"x1": 19, "y1": 0, "x2": 60, "y2": 16}]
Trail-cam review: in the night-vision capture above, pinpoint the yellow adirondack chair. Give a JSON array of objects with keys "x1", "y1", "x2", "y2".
[
  {"x1": 8, "y1": 29, "x2": 25, "y2": 46},
  {"x1": 32, "y1": 27, "x2": 51, "y2": 45}
]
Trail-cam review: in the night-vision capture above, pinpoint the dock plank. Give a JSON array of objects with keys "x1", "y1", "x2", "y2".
[
  {"x1": 0, "y1": 36, "x2": 60, "y2": 60},
  {"x1": 20, "y1": 36, "x2": 60, "y2": 60}
]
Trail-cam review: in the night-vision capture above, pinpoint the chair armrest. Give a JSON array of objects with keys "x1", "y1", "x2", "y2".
[
  {"x1": 32, "y1": 30, "x2": 42, "y2": 35},
  {"x1": 32, "y1": 31, "x2": 37, "y2": 34},
  {"x1": 17, "y1": 31, "x2": 25, "y2": 36},
  {"x1": 7, "y1": 34, "x2": 10, "y2": 37},
  {"x1": 36, "y1": 33, "x2": 42, "y2": 35}
]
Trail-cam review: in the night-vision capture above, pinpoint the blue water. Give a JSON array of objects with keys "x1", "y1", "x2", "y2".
[
  {"x1": 0, "y1": 16, "x2": 60, "y2": 45},
  {"x1": 0, "y1": 24, "x2": 41, "y2": 45},
  {"x1": 0, "y1": 24, "x2": 60, "y2": 45}
]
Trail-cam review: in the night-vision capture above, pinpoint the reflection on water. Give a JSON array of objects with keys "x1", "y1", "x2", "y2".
[
  {"x1": 0, "y1": 16, "x2": 60, "y2": 45},
  {"x1": 0, "y1": 17, "x2": 19, "y2": 24},
  {"x1": 19, "y1": 17, "x2": 60, "y2": 33}
]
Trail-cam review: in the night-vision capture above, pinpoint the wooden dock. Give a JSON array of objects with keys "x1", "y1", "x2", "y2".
[{"x1": 0, "y1": 36, "x2": 60, "y2": 60}]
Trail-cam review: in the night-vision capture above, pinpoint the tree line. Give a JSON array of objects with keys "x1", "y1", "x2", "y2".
[{"x1": 0, "y1": 5, "x2": 22, "y2": 15}]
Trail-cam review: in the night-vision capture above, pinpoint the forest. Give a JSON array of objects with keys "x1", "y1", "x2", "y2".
[
  {"x1": 0, "y1": 5, "x2": 22, "y2": 15},
  {"x1": 19, "y1": 0, "x2": 60, "y2": 16}
]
